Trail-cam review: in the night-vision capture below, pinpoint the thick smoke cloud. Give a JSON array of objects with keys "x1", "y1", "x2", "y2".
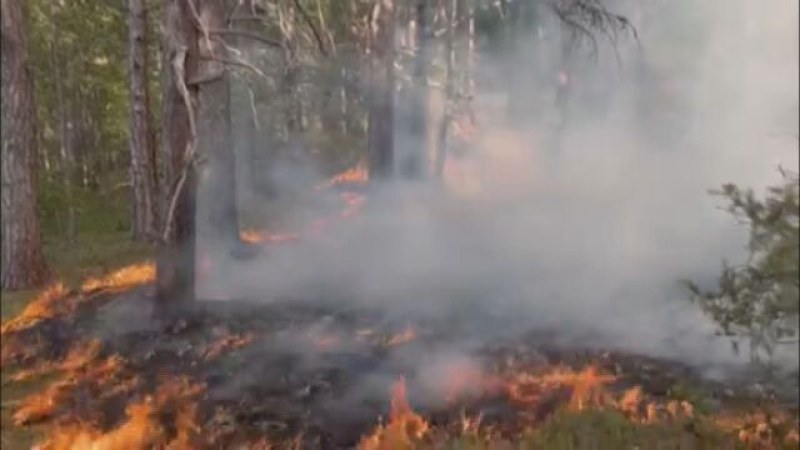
[{"x1": 198, "y1": 0, "x2": 799, "y2": 378}]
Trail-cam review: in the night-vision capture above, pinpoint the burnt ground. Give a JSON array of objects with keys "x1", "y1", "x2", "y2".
[{"x1": 1, "y1": 284, "x2": 798, "y2": 449}]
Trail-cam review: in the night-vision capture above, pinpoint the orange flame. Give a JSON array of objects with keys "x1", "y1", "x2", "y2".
[
  {"x1": 38, "y1": 377, "x2": 204, "y2": 450},
  {"x1": 9, "y1": 340, "x2": 102, "y2": 383},
  {"x1": 201, "y1": 332, "x2": 256, "y2": 361},
  {"x1": 1, "y1": 283, "x2": 70, "y2": 334},
  {"x1": 506, "y1": 365, "x2": 617, "y2": 412},
  {"x1": 316, "y1": 163, "x2": 369, "y2": 191},
  {"x1": 80, "y1": 262, "x2": 155, "y2": 292},
  {"x1": 239, "y1": 229, "x2": 300, "y2": 245},
  {"x1": 2, "y1": 263, "x2": 155, "y2": 337},
  {"x1": 14, "y1": 354, "x2": 132, "y2": 426},
  {"x1": 358, "y1": 377, "x2": 429, "y2": 450}
]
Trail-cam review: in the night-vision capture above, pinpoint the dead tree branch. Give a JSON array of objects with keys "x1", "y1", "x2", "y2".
[{"x1": 292, "y1": 0, "x2": 329, "y2": 55}]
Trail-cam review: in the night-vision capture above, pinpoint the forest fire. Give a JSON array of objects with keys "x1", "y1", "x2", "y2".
[
  {"x1": 79, "y1": 262, "x2": 155, "y2": 293},
  {"x1": 239, "y1": 229, "x2": 299, "y2": 245},
  {"x1": 199, "y1": 331, "x2": 256, "y2": 362},
  {"x1": 315, "y1": 163, "x2": 369, "y2": 190},
  {"x1": 2, "y1": 284, "x2": 797, "y2": 449},
  {"x1": 505, "y1": 365, "x2": 617, "y2": 412},
  {"x1": 358, "y1": 378, "x2": 429, "y2": 450},
  {"x1": 1, "y1": 263, "x2": 155, "y2": 337},
  {"x1": 1, "y1": 283, "x2": 69, "y2": 334},
  {"x1": 8, "y1": 340, "x2": 102, "y2": 383},
  {"x1": 13, "y1": 353, "x2": 133, "y2": 426},
  {"x1": 236, "y1": 164, "x2": 367, "y2": 246},
  {"x1": 37, "y1": 377, "x2": 204, "y2": 450}
]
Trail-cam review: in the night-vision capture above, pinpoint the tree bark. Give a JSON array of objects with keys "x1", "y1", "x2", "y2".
[
  {"x1": 1, "y1": 0, "x2": 52, "y2": 290},
  {"x1": 229, "y1": 1, "x2": 261, "y2": 215},
  {"x1": 367, "y1": 0, "x2": 396, "y2": 180},
  {"x1": 195, "y1": 0, "x2": 239, "y2": 249},
  {"x1": 156, "y1": 0, "x2": 199, "y2": 308},
  {"x1": 400, "y1": 0, "x2": 430, "y2": 179},
  {"x1": 435, "y1": 0, "x2": 457, "y2": 179},
  {"x1": 128, "y1": 0, "x2": 159, "y2": 241}
]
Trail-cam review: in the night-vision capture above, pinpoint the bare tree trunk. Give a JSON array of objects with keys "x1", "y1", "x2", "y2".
[
  {"x1": 367, "y1": 0, "x2": 396, "y2": 180},
  {"x1": 1, "y1": 0, "x2": 52, "y2": 290},
  {"x1": 195, "y1": 0, "x2": 238, "y2": 249},
  {"x1": 230, "y1": 0, "x2": 261, "y2": 210},
  {"x1": 156, "y1": 0, "x2": 199, "y2": 308},
  {"x1": 435, "y1": 0, "x2": 457, "y2": 179},
  {"x1": 400, "y1": 0, "x2": 430, "y2": 179},
  {"x1": 128, "y1": 0, "x2": 159, "y2": 241},
  {"x1": 279, "y1": 0, "x2": 302, "y2": 136}
]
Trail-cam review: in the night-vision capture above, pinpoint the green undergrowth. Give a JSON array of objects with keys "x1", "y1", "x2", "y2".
[
  {"x1": 1, "y1": 183, "x2": 153, "y2": 447},
  {"x1": 2, "y1": 177, "x2": 154, "y2": 322},
  {"x1": 430, "y1": 409, "x2": 745, "y2": 450}
]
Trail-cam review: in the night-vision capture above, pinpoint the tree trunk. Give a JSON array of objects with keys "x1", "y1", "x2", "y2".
[
  {"x1": 279, "y1": 0, "x2": 302, "y2": 136},
  {"x1": 367, "y1": 0, "x2": 396, "y2": 180},
  {"x1": 195, "y1": 0, "x2": 239, "y2": 249},
  {"x1": 156, "y1": 0, "x2": 199, "y2": 308},
  {"x1": 400, "y1": 0, "x2": 430, "y2": 179},
  {"x1": 1, "y1": 0, "x2": 52, "y2": 290},
  {"x1": 435, "y1": 0, "x2": 457, "y2": 179},
  {"x1": 128, "y1": 0, "x2": 159, "y2": 241},
  {"x1": 230, "y1": 0, "x2": 261, "y2": 211}
]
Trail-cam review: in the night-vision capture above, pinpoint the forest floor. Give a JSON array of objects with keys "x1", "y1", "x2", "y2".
[
  {"x1": 0, "y1": 226, "x2": 153, "y2": 448},
  {"x1": 1, "y1": 185, "x2": 798, "y2": 449},
  {"x1": 1, "y1": 259, "x2": 798, "y2": 449}
]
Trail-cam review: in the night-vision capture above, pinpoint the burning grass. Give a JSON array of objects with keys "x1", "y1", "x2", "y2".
[
  {"x1": 358, "y1": 378, "x2": 429, "y2": 450},
  {"x1": 1, "y1": 284, "x2": 70, "y2": 335},
  {"x1": 1, "y1": 262, "x2": 155, "y2": 338},
  {"x1": 239, "y1": 162, "x2": 368, "y2": 247},
  {"x1": 37, "y1": 376, "x2": 205, "y2": 450},
  {"x1": 12, "y1": 352, "x2": 134, "y2": 427},
  {"x1": 79, "y1": 262, "x2": 155, "y2": 293},
  {"x1": 2, "y1": 282, "x2": 797, "y2": 449}
]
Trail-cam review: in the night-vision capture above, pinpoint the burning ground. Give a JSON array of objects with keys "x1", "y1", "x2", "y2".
[
  {"x1": 2, "y1": 163, "x2": 800, "y2": 449},
  {"x1": 1, "y1": 258, "x2": 798, "y2": 449}
]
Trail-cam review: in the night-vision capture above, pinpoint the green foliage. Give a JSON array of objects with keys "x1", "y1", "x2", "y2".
[
  {"x1": 38, "y1": 171, "x2": 131, "y2": 239},
  {"x1": 686, "y1": 169, "x2": 800, "y2": 364}
]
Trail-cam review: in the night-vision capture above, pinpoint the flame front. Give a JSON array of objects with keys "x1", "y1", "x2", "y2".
[
  {"x1": 358, "y1": 378, "x2": 429, "y2": 450},
  {"x1": 80, "y1": 262, "x2": 155, "y2": 292},
  {"x1": 37, "y1": 377, "x2": 204, "y2": 450}
]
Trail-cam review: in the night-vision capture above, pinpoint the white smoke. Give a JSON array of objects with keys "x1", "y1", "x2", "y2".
[{"x1": 197, "y1": 0, "x2": 799, "y2": 379}]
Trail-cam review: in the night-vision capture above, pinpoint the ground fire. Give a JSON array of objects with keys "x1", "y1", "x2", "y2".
[{"x1": 2, "y1": 268, "x2": 797, "y2": 449}]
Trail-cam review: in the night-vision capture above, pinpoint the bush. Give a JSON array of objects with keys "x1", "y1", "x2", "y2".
[{"x1": 685, "y1": 168, "x2": 799, "y2": 364}]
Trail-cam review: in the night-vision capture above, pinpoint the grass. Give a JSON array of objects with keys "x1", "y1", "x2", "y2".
[
  {"x1": 1, "y1": 184, "x2": 154, "y2": 449},
  {"x1": 1, "y1": 230, "x2": 153, "y2": 449}
]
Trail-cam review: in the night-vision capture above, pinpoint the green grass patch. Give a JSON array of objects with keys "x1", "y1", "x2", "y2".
[{"x1": 432, "y1": 409, "x2": 743, "y2": 450}]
